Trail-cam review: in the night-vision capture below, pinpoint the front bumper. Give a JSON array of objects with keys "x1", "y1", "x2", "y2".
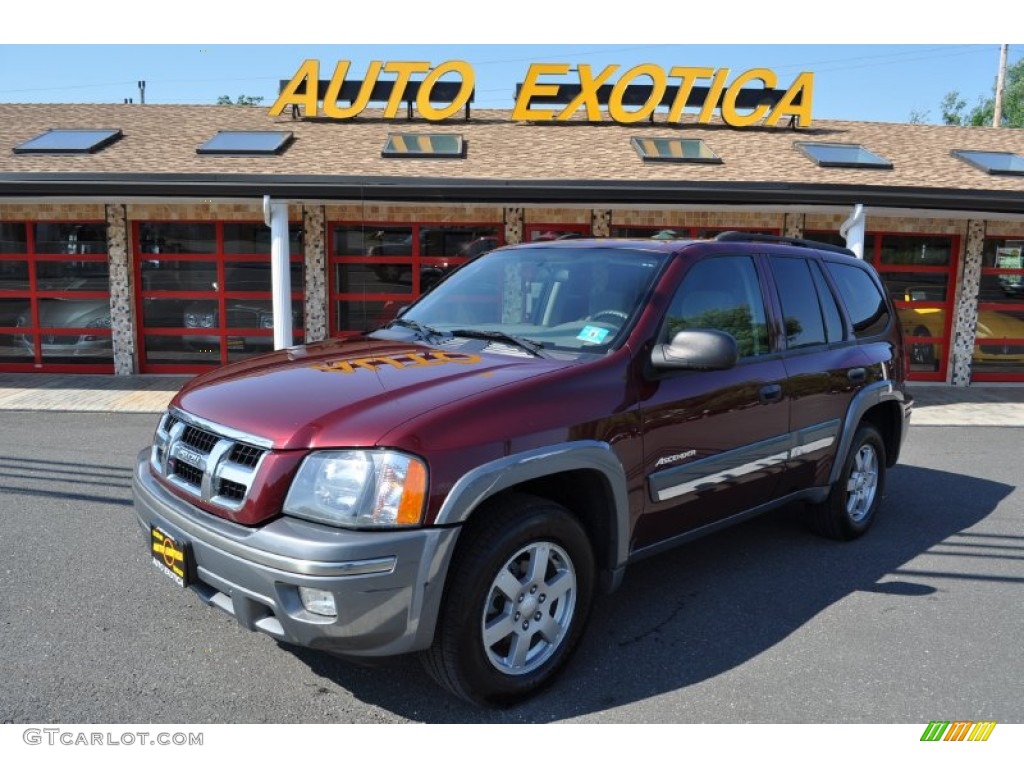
[{"x1": 132, "y1": 450, "x2": 460, "y2": 657}]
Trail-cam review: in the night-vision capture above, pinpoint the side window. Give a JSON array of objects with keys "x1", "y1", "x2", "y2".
[
  {"x1": 825, "y1": 261, "x2": 891, "y2": 338},
  {"x1": 809, "y1": 261, "x2": 845, "y2": 343},
  {"x1": 664, "y1": 256, "x2": 770, "y2": 358},
  {"x1": 769, "y1": 257, "x2": 826, "y2": 349}
]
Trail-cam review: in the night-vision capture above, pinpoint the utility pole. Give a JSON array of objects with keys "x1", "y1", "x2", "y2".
[
  {"x1": 993, "y1": 45, "x2": 1008, "y2": 127},
  {"x1": 138, "y1": 80, "x2": 146, "y2": 105}
]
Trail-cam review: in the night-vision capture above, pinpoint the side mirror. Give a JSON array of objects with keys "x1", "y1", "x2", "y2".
[{"x1": 651, "y1": 329, "x2": 739, "y2": 370}]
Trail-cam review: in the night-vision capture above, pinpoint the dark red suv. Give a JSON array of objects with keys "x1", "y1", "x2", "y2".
[{"x1": 133, "y1": 232, "x2": 912, "y2": 706}]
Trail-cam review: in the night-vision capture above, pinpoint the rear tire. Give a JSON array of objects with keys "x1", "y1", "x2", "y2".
[
  {"x1": 421, "y1": 493, "x2": 594, "y2": 707},
  {"x1": 807, "y1": 423, "x2": 886, "y2": 541}
]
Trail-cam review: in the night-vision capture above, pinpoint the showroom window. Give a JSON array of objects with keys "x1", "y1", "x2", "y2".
[
  {"x1": 330, "y1": 222, "x2": 502, "y2": 335},
  {"x1": 525, "y1": 224, "x2": 592, "y2": 242},
  {"x1": 609, "y1": 225, "x2": 780, "y2": 239},
  {"x1": 973, "y1": 237, "x2": 1024, "y2": 381},
  {"x1": 0, "y1": 221, "x2": 113, "y2": 372},
  {"x1": 134, "y1": 221, "x2": 304, "y2": 373}
]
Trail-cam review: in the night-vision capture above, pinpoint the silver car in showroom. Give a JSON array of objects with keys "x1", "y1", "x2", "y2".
[{"x1": 17, "y1": 298, "x2": 112, "y2": 357}]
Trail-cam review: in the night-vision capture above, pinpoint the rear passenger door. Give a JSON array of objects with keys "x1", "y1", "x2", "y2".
[
  {"x1": 767, "y1": 255, "x2": 868, "y2": 495},
  {"x1": 635, "y1": 254, "x2": 789, "y2": 549}
]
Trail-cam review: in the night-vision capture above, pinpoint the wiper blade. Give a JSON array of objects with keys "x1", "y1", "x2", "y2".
[
  {"x1": 449, "y1": 328, "x2": 546, "y2": 357},
  {"x1": 386, "y1": 318, "x2": 450, "y2": 343}
]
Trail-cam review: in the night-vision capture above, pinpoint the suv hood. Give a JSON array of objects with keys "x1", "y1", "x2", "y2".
[{"x1": 173, "y1": 337, "x2": 576, "y2": 450}]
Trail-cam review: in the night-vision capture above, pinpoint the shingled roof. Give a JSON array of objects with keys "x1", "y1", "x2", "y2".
[{"x1": 1, "y1": 103, "x2": 1023, "y2": 211}]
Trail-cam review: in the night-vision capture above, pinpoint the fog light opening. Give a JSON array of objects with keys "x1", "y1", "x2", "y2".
[{"x1": 299, "y1": 587, "x2": 337, "y2": 617}]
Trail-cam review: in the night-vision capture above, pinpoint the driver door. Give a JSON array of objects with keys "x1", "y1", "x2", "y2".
[{"x1": 633, "y1": 254, "x2": 789, "y2": 550}]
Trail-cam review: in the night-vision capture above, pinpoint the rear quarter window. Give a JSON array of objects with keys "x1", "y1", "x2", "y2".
[{"x1": 824, "y1": 261, "x2": 890, "y2": 338}]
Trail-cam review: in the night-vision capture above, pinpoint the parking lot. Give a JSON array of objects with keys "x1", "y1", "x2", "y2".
[{"x1": 1, "y1": 403, "x2": 1021, "y2": 724}]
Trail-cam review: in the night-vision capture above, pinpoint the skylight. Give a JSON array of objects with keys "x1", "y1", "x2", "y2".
[
  {"x1": 631, "y1": 137, "x2": 722, "y2": 164},
  {"x1": 795, "y1": 141, "x2": 892, "y2": 169},
  {"x1": 14, "y1": 129, "x2": 122, "y2": 155},
  {"x1": 382, "y1": 133, "x2": 465, "y2": 158},
  {"x1": 952, "y1": 150, "x2": 1024, "y2": 176},
  {"x1": 197, "y1": 131, "x2": 294, "y2": 155}
]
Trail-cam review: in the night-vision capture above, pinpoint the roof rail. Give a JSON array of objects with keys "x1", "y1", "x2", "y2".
[{"x1": 714, "y1": 230, "x2": 855, "y2": 256}]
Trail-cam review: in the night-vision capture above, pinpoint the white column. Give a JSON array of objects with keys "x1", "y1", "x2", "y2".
[
  {"x1": 840, "y1": 204, "x2": 866, "y2": 259},
  {"x1": 264, "y1": 196, "x2": 292, "y2": 350}
]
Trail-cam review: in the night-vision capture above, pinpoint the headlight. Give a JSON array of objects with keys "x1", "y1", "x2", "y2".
[
  {"x1": 185, "y1": 312, "x2": 216, "y2": 328},
  {"x1": 259, "y1": 314, "x2": 274, "y2": 329},
  {"x1": 283, "y1": 450, "x2": 427, "y2": 528}
]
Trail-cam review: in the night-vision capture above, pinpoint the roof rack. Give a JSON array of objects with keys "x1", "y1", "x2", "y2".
[{"x1": 714, "y1": 231, "x2": 855, "y2": 256}]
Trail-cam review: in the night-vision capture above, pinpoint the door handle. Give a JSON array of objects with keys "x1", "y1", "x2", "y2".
[
  {"x1": 847, "y1": 367, "x2": 867, "y2": 383},
  {"x1": 758, "y1": 383, "x2": 783, "y2": 403}
]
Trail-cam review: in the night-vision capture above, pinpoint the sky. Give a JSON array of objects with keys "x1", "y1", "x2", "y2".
[
  {"x1": 0, "y1": 43, "x2": 1018, "y2": 125},
  {"x1": 0, "y1": 2, "x2": 1019, "y2": 126}
]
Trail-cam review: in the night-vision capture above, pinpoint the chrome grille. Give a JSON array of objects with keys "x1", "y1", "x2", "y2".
[
  {"x1": 181, "y1": 425, "x2": 219, "y2": 453},
  {"x1": 229, "y1": 444, "x2": 263, "y2": 468},
  {"x1": 217, "y1": 478, "x2": 247, "y2": 501},
  {"x1": 150, "y1": 408, "x2": 272, "y2": 511},
  {"x1": 174, "y1": 461, "x2": 203, "y2": 487}
]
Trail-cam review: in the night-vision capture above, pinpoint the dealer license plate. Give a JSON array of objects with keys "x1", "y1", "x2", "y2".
[{"x1": 150, "y1": 525, "x2": 190, "y2": 588}]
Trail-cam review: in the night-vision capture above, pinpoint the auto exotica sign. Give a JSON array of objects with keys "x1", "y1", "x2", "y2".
[{"x1": 270, "y1": 60, "x2": 814, "y2": 128}]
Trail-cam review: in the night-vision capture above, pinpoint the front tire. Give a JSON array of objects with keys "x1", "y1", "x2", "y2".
[
  {"x1": 807, "y1": 423, "x2": 886, "y2": 541},
  {"x1": 422, "y1": 494, "x2": 595, "y2": 707}
]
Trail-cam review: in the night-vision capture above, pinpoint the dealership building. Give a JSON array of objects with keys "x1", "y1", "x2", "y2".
[{"x1": 1, "y1": 62, "x2": 1023, "y2": 385}]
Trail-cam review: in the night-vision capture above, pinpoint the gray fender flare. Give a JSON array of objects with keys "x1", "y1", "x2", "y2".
[
  {"x1": 435, "y1": 440, "x2": 631, "y2": 582},
  {"x1": 830, "y1": 380, "x2": 907, "y2": 486}
]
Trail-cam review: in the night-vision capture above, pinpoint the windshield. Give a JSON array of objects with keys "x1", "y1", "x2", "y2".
[{"x1": 375, "y1": 245, "x2": 669, "y2": 354}]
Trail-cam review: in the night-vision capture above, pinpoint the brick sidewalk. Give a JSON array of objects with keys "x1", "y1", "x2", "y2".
[
  {"x1": 0, "y1": 373, "x2": 1023, "y2": 425},
  {"x1": 0, "y1": 373, "x2": 190, "y2": 413}
]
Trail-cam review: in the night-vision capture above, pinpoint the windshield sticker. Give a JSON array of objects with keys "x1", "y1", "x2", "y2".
[
  {"x1": 577, "y1": 326, "x2": 611, "y2": 344},
  {"x1": 313, "y1": 351, "x2": 482, "y2": 374}
]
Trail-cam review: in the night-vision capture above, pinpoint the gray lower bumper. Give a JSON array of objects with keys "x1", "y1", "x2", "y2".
[{"x1": 132, "y1": 450, "x2": 460, "y2": 657}]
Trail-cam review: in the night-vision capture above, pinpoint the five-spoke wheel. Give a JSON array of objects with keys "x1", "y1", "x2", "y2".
[{"x1": 422, "y1": 494, "x2": 594, "y2": 707}]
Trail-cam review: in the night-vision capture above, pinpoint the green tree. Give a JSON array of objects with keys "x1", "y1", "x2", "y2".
[
  {"x1": 937, "y1": 56, "x2": 1024, "y2": 127},
  {"x1": 217, "y1": 94, "x2": 264, "y2": 106}
]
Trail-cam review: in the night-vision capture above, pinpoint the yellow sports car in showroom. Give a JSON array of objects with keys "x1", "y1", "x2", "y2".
[{"x1": 901, "y1": 287, "x2": 1024, "y2": 366}]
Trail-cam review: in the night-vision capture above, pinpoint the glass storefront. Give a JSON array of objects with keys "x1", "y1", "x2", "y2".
[
  {"x1": 973, "y1": 238, "x2": 1024, "y2": 381},
  {"x1": 609, "y1": 225, "x2": 780, "y2": 239},
  {"x1": 526, "y1": 224, "x2": 592, "y2": 241},
  {"x1": 1, "y1": 213, "x2": 1019, "y2": 384},
  {"x1": 134, "y1": 221, "x2": 304, "y2": 372},
  {"x1": 329, "y1": 222, "x2": 502, "y2": 335},
  {"x1": 0, "y1": 222, "x2": 113, "y2": 372}
]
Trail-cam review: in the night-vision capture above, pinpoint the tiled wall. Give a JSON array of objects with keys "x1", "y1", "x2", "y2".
[
  {"x1": 325, "y1": 204, "x2": 503, "y2": 223},
  {"x1": 104, "y1": 204, "x2": 134, "y2": 375},
  {"x1": 125, "y1": 203, "x2": 304, "y2": 221},
  {"x1": 985, "y1": 220, "x2": 1024, "y2": 237},
  {"x1": 951, "y1": 221, "x2": 986, "y2": 386},
  {"x1": 0, "y1": 204, "x2": 105, "y2": 220},
  {"x1": 612, "y1": 210, "x2": 785, "y2": 229},
  {"x1": 504, "y1": 207, "x2": 524, "y2": 244},
  {"x1": 302, "y1": 206, "x2": 327, "y2": 344},
  {"x1": 524, "y1": 208, "x2": 591, "y2": 225}
]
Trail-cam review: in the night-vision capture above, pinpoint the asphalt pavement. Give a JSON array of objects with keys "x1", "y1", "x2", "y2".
[{"x1": 1, "y1": 413, "x2": 1021, "y2": 723}]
